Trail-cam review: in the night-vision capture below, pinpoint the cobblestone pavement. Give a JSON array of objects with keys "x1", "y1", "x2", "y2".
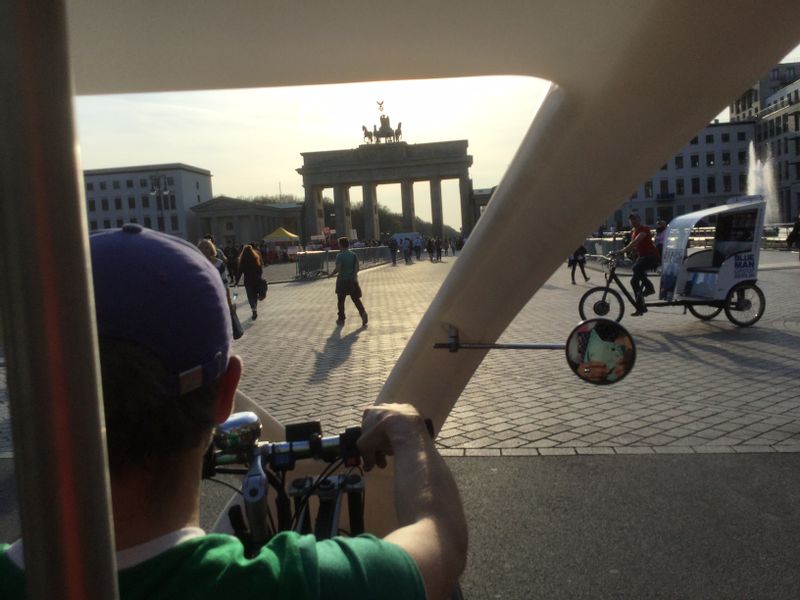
[{"x1": 1, "y1": 250, "x2": 799, "y2": 456}]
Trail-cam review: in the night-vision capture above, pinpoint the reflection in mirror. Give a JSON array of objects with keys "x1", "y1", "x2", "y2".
[{"x1": 566, "y1": 318, "x2": 636, "y2": 385}]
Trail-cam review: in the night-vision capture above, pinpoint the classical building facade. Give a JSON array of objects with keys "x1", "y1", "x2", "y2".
[
  {"x1": 83, "y1": 163, "x2": 213, "y2": 240},
  {"x1": 297, "y1": 140, "x2": 475, "y2": 242},
  {"x1": 191, "y1": 196, "x2": 303, "y2": 246}
]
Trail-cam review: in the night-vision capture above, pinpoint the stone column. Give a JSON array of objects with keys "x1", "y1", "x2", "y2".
[
  {"x1": 334, "y1": 184, "x2": 353, "y2": 239},
  {"x1": 303, "y1": 185, "x2": 325, "y2": 242},
  {"x1": 459, "y1": 174, "x2": 474, "y2": 237},
  {"x1": 430, "y1": 178, "x2": 444, "y2": 240},
  {"x1": 362, "y1": 182, "x2": 380, "y2": 241},
  {"x1": 401, "y1": 179, "x2": 415, "y2": 231}
]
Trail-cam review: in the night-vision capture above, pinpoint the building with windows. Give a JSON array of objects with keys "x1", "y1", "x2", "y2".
[
  {"x1": 602, "y1": 61, "x2": 800, "y2": 229},
  {"x1": 191, "y1": 196, "x2": 304, "y2": 246},
  {"x1": 83, "y1": 163, "x2": 213, "y2": 240},
  {"x1": 605, "y1": 121, "x2": 754, "y2": 229}
]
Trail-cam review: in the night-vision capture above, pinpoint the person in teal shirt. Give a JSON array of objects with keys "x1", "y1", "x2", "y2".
[
  {"x1": 330, "y1": 236, "x2": 369, "y2": 327},
  {"x1": 0, "y1": 225, "x2": 466, "y2": 599}
]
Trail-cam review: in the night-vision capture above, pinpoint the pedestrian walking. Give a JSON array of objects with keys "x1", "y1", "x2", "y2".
[
  {"x1": 654, "y1": 220, "x2": 667, "y2": 259},
  {"x1": 388, "y1": 237, "x2": 398, "y2": 265},
  {"x1": 568, "y1": 245, "x2": 590, "y2": 284},
  {"x1": 330, "y1": 237, "x2": 368, "y2": 327},
  {"x1": 787, "y1": 215, "x2": 800, "y2": 261},
  {"x1": 238, "y1": 244, "x2": 263, "y2": 320},
  {"x1": 435, "y1": 238, "x2": 443, "y2": 262},
  {"x1": 413, "y1": 237, "x2": 422, "y2": 261},
  {"x1": 426, "y1": 238, "x2": 435, "y2": 262}
]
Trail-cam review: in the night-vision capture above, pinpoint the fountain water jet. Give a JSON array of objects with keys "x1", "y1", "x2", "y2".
[{"x1": 746, "y1": 141, "x2": 780, "y2": 223}]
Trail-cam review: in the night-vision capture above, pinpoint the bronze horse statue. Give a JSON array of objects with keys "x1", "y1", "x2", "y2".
[
  {"x1": 361, "y1": 125, "x2": 373, "y2": 143},
  {"x1": 362, "y1": 117, "x2": 402, "y2": 143}
]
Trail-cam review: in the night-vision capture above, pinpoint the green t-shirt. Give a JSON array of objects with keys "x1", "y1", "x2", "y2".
[
  {"x1": 0, "y1": 532, "x2": 424, "y2": 599},
  {"x1": 335, "y1": 250, "x2": 359, "y2": 280}
]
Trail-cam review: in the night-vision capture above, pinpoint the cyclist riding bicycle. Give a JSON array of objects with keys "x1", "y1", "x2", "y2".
[{"x1": 614, "y1": 213, "x2": 660, "y2": 316}]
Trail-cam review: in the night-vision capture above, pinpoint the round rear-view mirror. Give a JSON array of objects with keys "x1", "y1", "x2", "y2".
[{"x1": 566, "y1": 318, "x2": 636, "y2": 385}]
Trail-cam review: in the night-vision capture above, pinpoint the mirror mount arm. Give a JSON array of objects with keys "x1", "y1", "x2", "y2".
[{"x1": 433, "y1": 326, "x2": 565, "y2": 352}]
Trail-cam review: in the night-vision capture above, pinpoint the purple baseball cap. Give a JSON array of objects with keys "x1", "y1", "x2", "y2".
[{"x1": 90, "y1": 224, "x2": 232, "y2": 396}]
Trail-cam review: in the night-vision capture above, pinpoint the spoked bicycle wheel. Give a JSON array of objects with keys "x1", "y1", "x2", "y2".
[
  {"x1": 687, "y1": 303, "x2": 723, "y2": 320},
  {"x1": 579, "y1": 287, "x2": 625, "y2": 322},
  {"x1": 723, "y1": 282, "x2": 765, "y2": 327}
]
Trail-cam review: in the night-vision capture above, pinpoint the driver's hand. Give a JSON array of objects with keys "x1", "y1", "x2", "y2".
[
  {"x1": 357, "y1": 404, "x2": 429, "y2": 471},
  {"x1": 578, "y1": 361, "x2": 609, "y2": 382}
]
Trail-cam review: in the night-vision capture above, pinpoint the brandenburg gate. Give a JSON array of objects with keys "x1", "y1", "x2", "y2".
[{"x1": 297, "y1": 139, "x2": 475, "y2": 242}]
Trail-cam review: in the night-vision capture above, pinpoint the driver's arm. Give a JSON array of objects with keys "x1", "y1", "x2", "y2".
[{"x1": 358, "y1": 404, "x2": 468, "y2": 600}]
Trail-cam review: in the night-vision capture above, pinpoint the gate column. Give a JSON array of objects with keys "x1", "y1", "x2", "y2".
[
  {"x1": 362, "y1": 182, "x2": 380, "y2": 240},
  {"x1": 334, "y1": 184, "x2": 353, "y2": 239},
  {"x1": 401, "y1": 179, "x2": 415, "y2": 231},
  {"x1": 459, "y1": 174, "x2": 474, "y2": 237},
  {"x1": 430, "y1": 177, "x2": 444, "y2": 240},
  {"x1": 303, "y1": 185, "x2": 324, "y2": 242}
]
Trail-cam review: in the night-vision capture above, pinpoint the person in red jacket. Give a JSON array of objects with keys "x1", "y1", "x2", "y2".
[{"x1": 616, "y1": 213, "x2": 660, "y2": 316}]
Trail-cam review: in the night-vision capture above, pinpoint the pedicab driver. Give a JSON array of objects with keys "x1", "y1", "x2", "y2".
[
  {"x1": 0, "y1": 225, "x2": 467, "y2": 600},
  {"x1": 615, "y1": 213, "x2": 660, "y2": 316}
]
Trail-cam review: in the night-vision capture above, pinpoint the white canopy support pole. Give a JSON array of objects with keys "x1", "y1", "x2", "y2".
[{"x1": 0, "y1": 1, "x2": 118, "y2": 598}]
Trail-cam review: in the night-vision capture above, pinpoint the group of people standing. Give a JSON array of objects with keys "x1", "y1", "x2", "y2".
[{"x1": 387, "y1": 236, "x2": 462, "y2": 265}]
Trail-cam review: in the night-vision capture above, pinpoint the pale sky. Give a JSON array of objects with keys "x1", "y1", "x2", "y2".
[{"x1": 74, "y1": 45, "x2": 800, "y2": 231}]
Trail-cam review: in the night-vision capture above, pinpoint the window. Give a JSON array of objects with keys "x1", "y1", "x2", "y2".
[
  {"x1": 197, "y1": 195, "x2": 201, "y2": 203},
  {"x1": 690, "y1": 136, "x2": 698, "y2": 145},
  {"x1": 100, "y1": 181, "x2": 107, "y2": 190},
  {"x1": 114, "y1": 197, "x2": 122, "y2": 210},
  {"x1": 674, "y1": 156, "x2": 684, "y2": 169},
  {"x1": 723, "y1": 175, "x2": 732, "y2": 193},
  {"x1": 737, "y1": 131, "x2": 746, "y2": 142},
  {"x1": 140, "y1": 178, "x2": 148, "y2": 187},
  {"x1": 115, "y1": 219, "x2": 122, "y2": 227},
  {"x1": 90, "y1": 221, "x2": 97, "y2": 231},
  {"x1": 101, "y1": 198, "x2": 109, "y2": 211},
  {"x1": 130, "y1": 217, "x2": 138, "y2": 224},
  {"x1": 86, "y1": 182, "x2": 94, "y2": 191},
  {"x1": 721, "y1": 152, "x2": 730, "y2": 166},
  {"x1": 692, "y1": 204, "x2": 701, "y2": 212},
  {"x1": 144, "y1": 216, "x2": 152, "y2": 228},
  {"x1": 705, "y1": 134, "x2": 714, "y2": 144},
  {"x1": 103, "y1": 219, "x2": 111, "y2": 228},
  {"x1": 738, "y1": 150, "x2": 746, "y2": 165},
  {"x1": 88, "y1": 199, "x2": 96, "y2": 211},
  {"x1": 721, "y1": 133, "x2": 730, "y2": 143},
  {"x1": 170, "y1": 196, "x2": 176, "y2": 210},
  {"x1": 156, "y1": 197, "x2": 162, "y2": 211},
  {"x1": 690, "y1": 154, "x2": 699, "y2": 168},
  {"x1": 128, "y1": 197, "x2": 135, "y2": 209},
  {"x1": 171, "y1": 215, "x2": 179, "y2": 231},
  {"x1": 691, "y1": 177, "x2": 700, "y2": 194},
  {"x1": 645, "y1": 208, "x2": 654, "y2": 224},
  {"x1": 126, "y1": 179, "x2": 134, "y2": 188},
  {"x1": 644, "y1": 181, "x2": 653, "y2": 198},
  {"x1": 739, "y1": 174, "x2": 746, "y2": 192},
  {"x1": 225, "y1": 221, "x2": 234, "y2": 231},
  {"x1": 167, "y1": 176, "x2": 175, "y2": 185},
  {"x1": 706, "y1": 176, "x2": 716, "y2": 194},
  {"x1": 157, "y1": 216, "x2": 165, "y2": 231},
  {"x1": 142, "y1": 195, "x2": 149, "y2": 208},
  {"x1": 659, "y1": 179, "x2": 669, "y2": 195},
  {"x1": 676, "y1": 178, "x2": 685, "y2": 195},
  {"x1": 706, "y1": 152, "x2": 715, "y2": 167},
  {"x1": 196, "y1": 181, "x2": 200, "y2": 190},
  {"x1": 112, "y1": 180, "x2": 120, "y2": 190}
]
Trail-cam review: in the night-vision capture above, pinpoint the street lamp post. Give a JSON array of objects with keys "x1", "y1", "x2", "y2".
[{"x1": 149, "y1": 174, "x2": 169, "y2": 232}]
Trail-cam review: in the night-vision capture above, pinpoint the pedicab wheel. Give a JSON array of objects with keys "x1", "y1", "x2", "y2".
[
  {"x1": 687, "y1": 303, "x2": 723, "y2": 320},
  {"x1": 723, "y1": 282, "x2": 765, "y2": 327},
  {"x1": 578, "y1": 287, "x2": 625, "y2": 322}
]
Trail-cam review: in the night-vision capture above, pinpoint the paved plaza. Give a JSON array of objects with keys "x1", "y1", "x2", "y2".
[{"x1": 1, "y1": 250, "x2": 799, "y2": 456}]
